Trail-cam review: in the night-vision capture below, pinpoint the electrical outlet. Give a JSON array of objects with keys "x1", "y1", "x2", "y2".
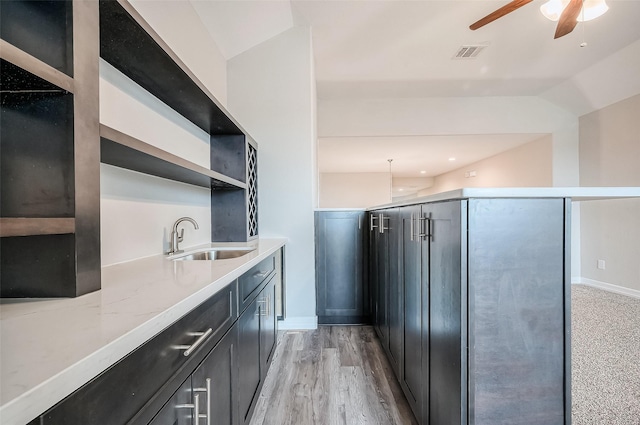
[{"x1": 597, "y1": 259, "x2": 606, "y2": 270}]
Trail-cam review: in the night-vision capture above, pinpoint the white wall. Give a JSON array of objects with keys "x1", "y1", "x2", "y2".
[
  {"x1": 319, "y1": 173, "x2": 391, "y2": 208},
  {"x1": 100, "y1": 61, "x2": 212, "y2": 266},
  {"x1": 99, "y1": 2, "x2": 229, "y2": 266},
  {"x1": 228, "y1": 26, "x2": 318, "y2": 329},
  {"x1": 578, "y1": 94, "x2": 640, "y2": 294},
  {"x1": 129, "y1": 0, "x2": 228, "y2": 106},
  {"x1": 419, "y1": 136, "x2": 553, "y2": 195}
]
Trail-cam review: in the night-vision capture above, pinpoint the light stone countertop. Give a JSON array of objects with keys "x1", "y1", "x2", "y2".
[
  {"x1": 367, "y1": 187, "x2": 640, "y2": 210},
  {"x1": 0, "y1": 238, "x2": 287, "y2": 425}
]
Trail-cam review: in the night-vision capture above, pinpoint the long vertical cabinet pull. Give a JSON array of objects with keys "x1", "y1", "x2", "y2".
[
  {"x1": 193, "y1": 377, "x2": 211, "y2": 424},
  {"x1": 370, "y1": 214, "x2": 379, "y2": 231},
  {"x1": 176, "y1": 394, "x2": 200, "y2": 423},
  {"x1": 379, "y1": 214, "x2": 390, "y2": 233},
  {"x1": 418, "y1": 213, "x2": 432, "y2": 240},
  {"x1": 410, "y1": 213, "x2": 415, "y2": 241}
]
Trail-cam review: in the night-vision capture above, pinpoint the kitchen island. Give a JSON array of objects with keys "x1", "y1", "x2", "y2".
[{"x1": 366, "y1": 187, "x2": 639, "y2": 425}]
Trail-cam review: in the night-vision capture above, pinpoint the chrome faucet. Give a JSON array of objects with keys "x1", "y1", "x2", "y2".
[{"x1": 168, "y1": 217, "x2": 199, "y2": 255}]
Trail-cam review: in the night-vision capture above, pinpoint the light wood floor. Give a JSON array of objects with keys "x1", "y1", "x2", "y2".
[{"x1": 249, "y1": 326, "x2": 418, "y2": 425}]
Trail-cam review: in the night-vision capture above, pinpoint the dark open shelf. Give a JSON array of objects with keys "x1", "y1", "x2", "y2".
[
  {"x1": 99, "y1": 0, "x2": 243, "y2": 136},
  {"x1": 0, "y1": 0, "x2": 73, "y2": 76},
  {"x1": 1, "y1": 60, "x2": 75, "y2": 219},
  {"x1": 100, "y1": 125, "x2": 246, "y2": 190},
  {"x1": 0, "y1": 218, "x2": 75, "y2": 237},
  {"x1": 1, "y1": 233, "x2": 77, "y2": 297}
]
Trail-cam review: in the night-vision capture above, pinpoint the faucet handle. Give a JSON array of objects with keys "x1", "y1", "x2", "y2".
[{"x1": 177, "y1": 228, "x2": 185, "y2": 243}]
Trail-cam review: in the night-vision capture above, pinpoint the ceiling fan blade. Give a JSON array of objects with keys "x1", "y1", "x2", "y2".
[
  {"x1": 469, "y1": 0, "x2": 534, "y2": 30},
  {"x1": 554, "y1": 0, "x2": 583, "y2": 38}
]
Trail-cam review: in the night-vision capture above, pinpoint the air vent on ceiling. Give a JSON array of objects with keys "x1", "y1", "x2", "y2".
[{"x1": 453, "y1": 45, "x2": 487, "y2": 59}]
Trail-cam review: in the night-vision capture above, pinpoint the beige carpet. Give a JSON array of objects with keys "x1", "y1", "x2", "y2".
[{"x1": 572, "y1": 284, "x2": 640, "y2": 425}]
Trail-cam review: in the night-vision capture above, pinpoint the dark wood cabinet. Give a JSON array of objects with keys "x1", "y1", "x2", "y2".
[
  {"x1": 148, "y1": 376, "x2": 194, "y2": 425},
  {"x1": 238, "y1": 273, "x2": 277, "y2": 425},
  {"x1": 36, "y1": 250, "x2": 282, "y2": 425},
  {"x1": 260, "y1": 276, "x2": 277, "y2": 374},
  {"x1": 192, "y1": 324, "x2": 239, "y2": 425},
  {"x1": 238, "y1": 295, "x2": 262, "y2": 424},
  {"x1": 149, "y1": 323, "x2": 239, "y2": 425},
  {"x1": 372, "y1": 198, "x2": 571, "y2": 425},
  {"x1": 315, "y1": 211, "x2": 368, "y2": 324},
  {"x1": 399, "y1": 204, "x2": 423, "y2": 421}
]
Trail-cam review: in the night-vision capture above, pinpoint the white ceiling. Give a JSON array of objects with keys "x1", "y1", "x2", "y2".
[{"x1": 188, "y1": 0, "x2": 640, "y2": 178}]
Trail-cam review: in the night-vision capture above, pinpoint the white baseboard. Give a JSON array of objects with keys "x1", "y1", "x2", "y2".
[
  {"x1": 278, "y1": 316, "x2": 318, "y2": 330},
  {"x1": 573, "y1": 277, "x2": 640, "y2": 299}
]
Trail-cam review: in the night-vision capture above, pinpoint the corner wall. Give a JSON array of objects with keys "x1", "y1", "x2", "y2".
[
  {"x1": 319, "y1": 173, "x2": 391, "y2": 208},
  {"x1": 419, "y1": 136, "x2": 553, "y2": 196},
  {"x1": 228, "y1": 26, "x2": 318, "y2": 329},
  {"x1": 578, "y1": 94, "x2": 640, "y2": 295}
]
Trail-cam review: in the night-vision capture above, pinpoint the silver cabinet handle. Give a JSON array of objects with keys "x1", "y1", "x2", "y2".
[
  {"x1": 193, "y1": 378, "x2": 211, "y2": 425},
  {"x1": 253, "y1": 270, "x2": 269, "y2": 278},
  {"x1": 410, "y1": 213, "x2": 414, "y2": 242},
  {"x1": 205, "y1": 378, "x2": 211, "y2": 425},
  {"x1": 379, "y1": 214, "x2": 389, "y2": 234},
  {"x1": 175, "y1": 328, "x2": 213, "y2": 356},
  {"x1": 176, "y1": 393, "x2": 200, "y2": 423},
  {"x1": 369, "y1": 214, "x2": 378, "y2": 231},
  {"x1": 418, "y1": 214, "x2": 432, "y2": 240}
]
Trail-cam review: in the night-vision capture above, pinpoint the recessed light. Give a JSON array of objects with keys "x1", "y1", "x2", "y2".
[
  {"x1": 420, "y1": 170, "x2": 427, "y2": 174},
  {"x1": 399, "y1": 188, "x2": 404, "y2": 192},
  {"x1": 449, "y1": 157, "x2": 456, "y2": 161}
]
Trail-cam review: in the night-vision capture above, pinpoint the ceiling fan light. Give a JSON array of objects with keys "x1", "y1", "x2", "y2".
[
  {"x1": 578, "y1": 0, "x2": 609, "y2": 22},
  {"x1": 540, "y1": 0, "x2": 609, "y2": 22},
  {"x1": 540, "y1": 0, "x2": 569, "y2": 21}
]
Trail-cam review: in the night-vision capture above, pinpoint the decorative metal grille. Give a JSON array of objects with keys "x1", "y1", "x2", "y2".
[{"x1": 248, "y1": 145, "x2": 258, "y2": 237}]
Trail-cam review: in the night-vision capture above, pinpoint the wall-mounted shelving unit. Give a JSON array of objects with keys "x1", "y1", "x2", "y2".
[
  {"x1": 0, "y1": 0, "x2": 100, "y2": 298},
  {"x1": 99, "y1": 0, "x2": 258, "y2": 242},
  {"x1": 1, "y1": 0, "x2": 258, "y2": 298},
  {"x1": 100, "y1": 125, "x2": 246, "y2": 190}
]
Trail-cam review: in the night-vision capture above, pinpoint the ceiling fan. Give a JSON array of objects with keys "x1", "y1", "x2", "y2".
[{"x1": 470, "y1": 0, "x2": 586, "y2": 39}]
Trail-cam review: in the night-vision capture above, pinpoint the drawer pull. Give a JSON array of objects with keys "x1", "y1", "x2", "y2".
[
  {"x1": 253, "y1": 270, "x2": 270, "y2": 278},
  {"x1": 175, "y1": 328, "x2": 213, "y2": 356}
]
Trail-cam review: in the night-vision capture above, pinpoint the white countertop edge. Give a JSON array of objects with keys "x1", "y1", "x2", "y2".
[
  {"x1": 367, "y1": 187, "x2": 640, "y2": 210},
  {"x1": 0, "y1": 238, "x2": 287, "y2": 425}
]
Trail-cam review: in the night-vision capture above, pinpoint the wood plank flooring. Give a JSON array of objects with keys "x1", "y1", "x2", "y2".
[{"x1": 249, "y1": 326, "x2": 418, "y2": 425}]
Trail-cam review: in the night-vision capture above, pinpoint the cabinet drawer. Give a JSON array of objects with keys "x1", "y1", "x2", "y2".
[
  {"x1": 238, "y1": 255, "x2": 275, "y2": 313},
  {"x1": 41, "y1": 283, "x2": 237, "y2": 425}
]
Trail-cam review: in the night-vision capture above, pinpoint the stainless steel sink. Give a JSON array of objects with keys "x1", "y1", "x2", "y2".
[{"x1": 171, "y1": 248, "x2": 255, "y2": 261}]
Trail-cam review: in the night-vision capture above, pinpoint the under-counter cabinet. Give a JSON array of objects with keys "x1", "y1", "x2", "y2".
[
  {"x1": 239, "y1": 274, "x2": 277, "y2": 425},
  {"x1": 314, "y1": 211, "x2": 368, "y2": 324},
  {"x1": 370, "y1": 198, "x2": 570, "y2": 425},
  {"x1": 150, "y1": 323, "x2": 239, "y2": 425},
  {"x1": 31, "y1": 251, "x2": 281, "y2": 425}
]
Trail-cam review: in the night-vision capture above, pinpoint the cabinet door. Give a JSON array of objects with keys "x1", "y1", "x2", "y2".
[
  {"x1": 315, "y1": 211, "x2": 366, "y2": 324},
  {"x1": 386, "y1": 208, "x2": 402, "y2": 377},
  {"x1": 400, "y1": 204, "x2": 423, "y2": 422},
  {"x1": 148, "y1": 377, "x2": 194, "y2": 425},
  {"x1": 368, "y1": 212, "x2": 379, "y2": 326},
  {"x1": 260, "y1": 276, "x2": 277, "y2": 374},
  {"x1": 192, "y1": 324, "x2": 239, "y2": 425},
  {"x1": 375, "y1": 210, "x2": 391, "y2": 345},
  {"x1": 425, "y1": 200, "x2": 464, "y2": 425},
  {"x1": 238, "y1": 297, "x2": 261, "y2": 425}
]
